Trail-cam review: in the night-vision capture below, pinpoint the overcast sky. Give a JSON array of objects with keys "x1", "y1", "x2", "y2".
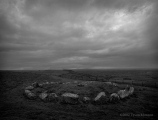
[{"x1": 0, "y1": 0, "x2": 158, "y2": 70}]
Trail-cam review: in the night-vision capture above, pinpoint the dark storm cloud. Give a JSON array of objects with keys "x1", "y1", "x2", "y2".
[
  {"x1": 92, "y1": 0, "x2": 150, "y2": 11},
  {"x1": 0, "y1": 0, "x2": 158, "y2": 70},
  {"x1": 25, "y1": 0, "x2": 89, "y2": 9},
  {"x1": 24, "y1": 0, "x2": 150, "y2": 11},
  {"x1": 143, "y1": 2, "x2": 158, "y2": 47},
  {"x1": 0, "y1": 14, "x2": 17, "y2": 37}
]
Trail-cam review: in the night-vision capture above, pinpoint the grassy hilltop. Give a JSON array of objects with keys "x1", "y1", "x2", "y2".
[{"x1": 0, "y1": 69, "x2": 158, "y2": 120}]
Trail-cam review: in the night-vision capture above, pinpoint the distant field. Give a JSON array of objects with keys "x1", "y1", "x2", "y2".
[
  {"x1": 63, "y1": 69, "x2": 158, "y2": 88},
  {"x1": 0, "y1": 69, "x2": 158, "y2": 120}
]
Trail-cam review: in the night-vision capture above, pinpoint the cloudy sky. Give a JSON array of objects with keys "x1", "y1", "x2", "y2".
[{"x1": 0, "y1": 0, "x2": 158, "y2": 70}]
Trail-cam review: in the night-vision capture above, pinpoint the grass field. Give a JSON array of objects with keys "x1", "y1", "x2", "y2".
[{"x1": 0, "y1": 69, "x2": 158, "y2": 120}]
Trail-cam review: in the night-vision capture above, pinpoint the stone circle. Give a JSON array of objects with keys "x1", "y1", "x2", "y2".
[{"x1": 24, "y1": 81, "x2": 134, "y2": 105}]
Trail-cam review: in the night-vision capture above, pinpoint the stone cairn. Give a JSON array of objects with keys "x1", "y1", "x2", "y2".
[{"x1": 24, "y1": 81, "x2": 134, "y2": 105}]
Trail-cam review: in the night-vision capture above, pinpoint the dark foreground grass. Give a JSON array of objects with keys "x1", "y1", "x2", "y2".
[{"x1": 0, "y1": 70, "x2": 158, "y2": 120}]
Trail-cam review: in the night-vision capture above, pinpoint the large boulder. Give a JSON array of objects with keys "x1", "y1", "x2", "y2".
[
  {"x1": 105, "y1": 82, "x2": 112, "y2": 85},
  {"x1": 129, "y1": 87, "x2": 134, "y2": 95},
  {"x1": 94, "y1": 92, "x2": 106, "y2": 101},
  {"x1": 25, "y1": 89, "x2": 31, "y2": 94},
  {"x1": 47, "y1": 93, "x2": 58, "y2": 102},
  {"x1": 60, "y1": 93, "x2": 79, "y2": 104},
  {"x1": 25, "y1": 86, "x2": 34, "y2": 90},
  {"x1": 39, "y1": 92, "x2": 48, "y2": 101},
  {"x1": 24, "y1": 90, "x2": 36, "y2": 99},
  {"x1": 62, "y1": 93, "x2": 79, "y2": 98},
  {"x1": 110, "y1": 93, "x2": 120, "y2": 102},
  {"x1": 117, "y1": 90, "x2": 129, "y2": 99},
  {"x1": 117, "y1": 85, "x2": 134, "y2": 99},
  {"x1": 94, "y1": 92, "x2": 108, "y2": 104}
]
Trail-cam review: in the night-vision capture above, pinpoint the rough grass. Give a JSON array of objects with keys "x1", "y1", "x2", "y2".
[
  {"x1": 31, "y1": 81, "x2": 122, "y2": 99},
  {"x1": 0, "y1": 70, "x2": 158, "y2": 120}
]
